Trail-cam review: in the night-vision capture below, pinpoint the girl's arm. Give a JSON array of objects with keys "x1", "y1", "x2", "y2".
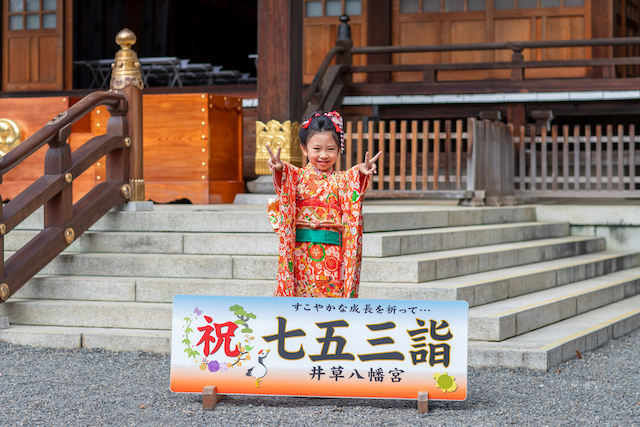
[
  {"x1": 357, "y1": 151, "x2": 382, "y2": 177},
  {"x1": 266, "y1": 145, "x2": 284, "y2": 191},
  {"x1": 356, "y1": 151, "x2": 382, "y2": 189}
]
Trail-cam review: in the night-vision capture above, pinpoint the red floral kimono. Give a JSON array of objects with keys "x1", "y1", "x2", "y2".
[{"x1": 269, "y1": 162, "x2": 369, "y2": 298}]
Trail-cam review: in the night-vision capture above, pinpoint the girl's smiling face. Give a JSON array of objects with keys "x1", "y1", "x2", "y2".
[{"x1": 301, "y1": 131, "x2": 339, "y2": 172}]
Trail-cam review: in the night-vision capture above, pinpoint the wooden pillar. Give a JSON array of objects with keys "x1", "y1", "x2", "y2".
[
  {"x1": 255, "y1": 0, "x2": 304, "y2": 176},
  {"x1": 257, "y1": 0, "x2": 303, "y2": 123},
  {"x1": 367, "y1": 0, "x2": 392, "y2": 84},
  {"x1": 591, "y1": 0, "x2": 614, "y2": 78},
  {"x1": 110, "y1": 29, "x2": 145, "y2": 201},
  {"x1": 507, "y1": 104, "x2": 525, "y2": 132}
]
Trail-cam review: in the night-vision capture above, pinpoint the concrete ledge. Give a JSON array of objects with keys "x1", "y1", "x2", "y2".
[
  {"x1": 110, "y1": 201, "x2": 154, "y2": 212},
  {"x1": 4, "y1": 300, "x2": 173, "y2": 330},
  {"x1": 82, "y1": 328, "x2": 171, "y2": 353},
  {"x1": 535, "y1": 205, "x2": 640, "y2": 251},
  {"x1": 0, "y1": 325, "x2": 82, "y2": 349},
  {"x1": 535, "y1": 205, "x2": 640, "y2": 226}
]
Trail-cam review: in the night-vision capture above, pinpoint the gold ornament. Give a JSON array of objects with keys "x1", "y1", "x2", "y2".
[
  {"x1": 0, "y1": 119, "x2": 21, "y2": 156},
  {"x1": 255, "y1": 120, "x2": 302, "y2": 175},
  {"x1": 122, "y1": 184, "x2": 132, "y2": 200},
  {"x1": 129, "y1": 179, "x2": 145, "y2": 202},
  {"x1": 64, "y1": 228, "x2": 75, "y2": 244}
]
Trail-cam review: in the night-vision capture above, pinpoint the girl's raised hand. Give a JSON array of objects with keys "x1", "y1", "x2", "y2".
[
  {"x1": 266, "y1": 144, "x2": 283, "y2": 172},
  {"x1": 358, "y1": 151, "x2": 382, "y2": 176}
]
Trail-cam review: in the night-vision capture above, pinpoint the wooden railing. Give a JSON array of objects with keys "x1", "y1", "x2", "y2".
[
  {"x1": 302, "y1": 15, "x2": 640, "y2": 113},
  {"x1": 515, "y1": 124, "x2": 640, "y2": 198},
  {"x1": 349, "y1": 37, "x2": 640, "y2": 83},
  {"x1": 0, "y1": 29, "x2": 143, "y2": 303},
  {"x1": 324, "y1": 118, "x2": 515, "y2": 204}
]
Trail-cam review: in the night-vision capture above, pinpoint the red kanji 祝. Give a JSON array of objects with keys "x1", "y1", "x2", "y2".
[{"x1": 196, "y1": 317, "x2": 240, "y2": 357}]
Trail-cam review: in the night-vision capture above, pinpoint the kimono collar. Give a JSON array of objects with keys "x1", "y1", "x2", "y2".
[{"x1": 306, "y1": 162, "x2": 333, "y2": 179}]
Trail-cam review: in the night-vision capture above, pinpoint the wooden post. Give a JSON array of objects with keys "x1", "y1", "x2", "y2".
[
  {"x1": 507, "y1": 104, "x2": 525, "y2": 134},
  {"x1": 202, "y1": 386, "x2": 221, "y2": 410},
  {"x1": 44, "y1": 124, "x2": 73, "y2": 228},
  {"x1": 510, "y1": 46, "x2": 524, "y2": 81},
  {"x1": 418, "y1": 391, "x2": 429, "y2": 414},
  {"x1": 110, "y1": 29, "x2": 144, "y2": 201}
]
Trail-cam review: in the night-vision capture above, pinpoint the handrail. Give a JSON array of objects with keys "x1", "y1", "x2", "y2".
[
  {"x1": 351, "y1": 57, "x2": 640, "y2": 73},
  {"x1": 0, "y1": 92, "x2": 124, "y2": 175},
  {"x1": 0, "y1": 91, "x2": 132, "y2": 303},
  {"x1": 302, "y1": 45, "x2": 346, "y2": 110},
  {"x1": 351, "y1": 36, "x2": 640, "y2": 55},
  {"x1": 0, "y1": 28, "x2": 143, "y2": 304}
]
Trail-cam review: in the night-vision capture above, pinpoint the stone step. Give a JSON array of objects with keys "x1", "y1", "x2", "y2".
[
  {"x1": 358, "y1": 236, "x2": 606, "y2": 283},
  {"x1": 0, "y1": 325, "x2": 171, "y2": 353},
  {"x1": 368, "y1": 251, "x2": 640, "y2": 307},
  {"x1": 33, "y1": 252, "x2": 235, "y2": 279},
  {"x1": 364, "y1": 221, "x2": 568, "y2": 257},
  {"x1": 469, "y1": 293, "x2": 640, "y2": 370},
  {"x1": 3, "y1": 299, "x2": 172, "y2": 330},
  {"x1": 15, "y1": 204, "x2": 536, "y2": 233},
  {"x1": 16, "y1": 251, "x2": 637, "y2": 304},
  {"x1": 468, "y1": 267, "x2": 640, "y2": 341},
  {"x1": 13, "y1": 276, "x2": 276, "y2": 302},
  {"x1": 9, "y1": 236, "x2": 603, "y2": 282},
  {"x1": 5, "y1": 221, "x2": 568, "y2": 257},
  {"x1": 3, "y1": 293, "x2": 639, "y2": 369}
]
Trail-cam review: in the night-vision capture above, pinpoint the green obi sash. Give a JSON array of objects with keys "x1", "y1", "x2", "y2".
[{"x1": 296, "y1": 228, "x2": 342, "y2": 246}]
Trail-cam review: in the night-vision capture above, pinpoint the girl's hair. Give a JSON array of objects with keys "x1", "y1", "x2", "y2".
[{"x1": 299, "y1": 111, "x2": 343, "y2": 149}]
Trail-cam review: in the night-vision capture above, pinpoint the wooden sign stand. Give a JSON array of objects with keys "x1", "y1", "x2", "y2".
[
  {"x1": 202, "y1": 386, "x2": 430, "y2": 413},
  {"x1": 202, "y1": 386, "x2": 221, "y2": 410},
  {"x1": 418, "y1": 391, "x2": 429, "y2": 414}
]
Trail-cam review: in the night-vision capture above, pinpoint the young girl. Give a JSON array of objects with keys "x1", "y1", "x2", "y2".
[{"x1": 266, "y1": 111, "x2": 381, "y2": 298}]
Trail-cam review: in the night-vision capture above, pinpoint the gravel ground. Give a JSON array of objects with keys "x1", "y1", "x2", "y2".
[{"x1": 1, "y1": 330, "x2": 639, "y2": 427}]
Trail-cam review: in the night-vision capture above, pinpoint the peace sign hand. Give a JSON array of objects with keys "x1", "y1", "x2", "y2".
[
  {"x1": 266, "y1": 144, "x2": 283, "y2": 172},
  {"x1": 358, "y1": 151, "x2": 382, "y2": 176}
]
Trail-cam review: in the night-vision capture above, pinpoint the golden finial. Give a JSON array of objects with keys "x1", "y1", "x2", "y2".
[
  {"x1": 110, "y1": 28, "x2": 143, "y2": 90},
  {"x1": 115, "y1": 28, "x2": 137, "y2": 49}
]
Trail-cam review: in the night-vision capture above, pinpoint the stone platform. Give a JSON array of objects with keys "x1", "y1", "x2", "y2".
[{"x1": 1, "y1": 202, "x2": 640, "y2": 370}]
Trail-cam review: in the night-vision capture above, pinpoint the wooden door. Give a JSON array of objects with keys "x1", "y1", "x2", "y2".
[
  {"x1": 303, "y1": 0, "x2": 368, "y2": 84},
  {"x1": 3, "y1": 0, "x2": 71, "y2": 91},
  {"x1": 391, "y1": 0, "x2": 591, "y2": 82}
]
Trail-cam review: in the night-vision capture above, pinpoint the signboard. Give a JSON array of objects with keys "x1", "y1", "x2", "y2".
[{"x1": 170, "y1": 295, "x2": 467, "y2": 400}]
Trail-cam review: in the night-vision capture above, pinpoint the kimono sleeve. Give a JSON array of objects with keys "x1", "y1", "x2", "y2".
[
  {"x1": 273, "y1": 161, "x2": 301, "y2": 297},
  {"x1": 337, "y1": 166, "x2": 370, "y2": 298}
]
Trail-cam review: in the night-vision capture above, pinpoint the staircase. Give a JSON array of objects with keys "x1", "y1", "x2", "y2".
[{"x1": 1, "y1": 203, "x2": 639, "y2": 370}]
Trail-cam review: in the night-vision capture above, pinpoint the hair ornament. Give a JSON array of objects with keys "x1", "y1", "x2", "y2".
[{"x1": 302, "y1": 111, "x2": 345, "y2": 153}]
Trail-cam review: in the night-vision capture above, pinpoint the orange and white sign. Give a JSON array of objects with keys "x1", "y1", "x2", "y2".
[{"x1": 170, "y1": 295, "x2": 467, "y2": 400}]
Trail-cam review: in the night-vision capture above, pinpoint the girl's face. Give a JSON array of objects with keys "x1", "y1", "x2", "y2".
[{"x1": 301, "y1": 132, "x2": 339, "y2": 172}]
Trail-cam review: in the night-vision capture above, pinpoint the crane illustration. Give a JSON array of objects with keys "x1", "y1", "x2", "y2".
[{"x1": 246, "y1": 349, "x2": 270, "y2": 387}]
